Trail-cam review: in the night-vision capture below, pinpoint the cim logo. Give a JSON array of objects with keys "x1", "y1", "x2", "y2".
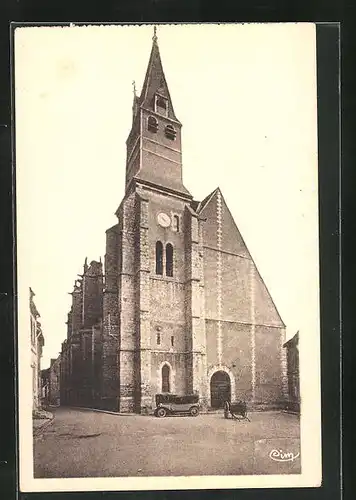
[{"x1": 269, "y1": 449, "x2": 300, "y2": 462}]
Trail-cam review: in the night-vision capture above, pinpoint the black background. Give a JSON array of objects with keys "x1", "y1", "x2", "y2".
[{"x1": 0, "y1": 1, "x2": 351, "y2": 500}]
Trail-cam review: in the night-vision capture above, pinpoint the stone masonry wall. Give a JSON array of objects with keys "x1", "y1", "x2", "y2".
[
  {"x1": 82, "y1": 261, "x2": 103, "y2": 329},
  {"x1": 201, "y1": 189, "x2": 285, "y2": 409},
  {"x1": 101, "y1": 224, "x2": 120, "y2": 410},
  {"x1": 184, "y1": 206, "x2": 208, "y2": 407},
  {"x1": 135, "y1": 191, "x2": 152, "y2": 412},
  {"x1": 140, "y1": 187, "x2": 190, "y2": 411},
  {"x1": 118, "y1": 192, "x2": 137, "y2": 412}
]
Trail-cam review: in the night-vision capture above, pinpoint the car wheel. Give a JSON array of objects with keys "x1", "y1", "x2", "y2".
[
  {"x1": 190, "y1": 406, "x2": 199, "y2": 417},
  {"x1": 156, "y1": 407, "x2": 167, "y2": 418}
]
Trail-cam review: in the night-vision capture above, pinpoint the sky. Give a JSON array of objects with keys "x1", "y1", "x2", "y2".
[{"x1": 15, "y1": 23, "x2": 319, "y2": 370}]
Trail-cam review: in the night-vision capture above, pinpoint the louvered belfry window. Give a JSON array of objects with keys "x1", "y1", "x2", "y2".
[
  {"x1": 165, "y1": 124, "x2": 176, "y2": 140},
  {"x1": 148, "y1": 115, "x2": 158, "y2": 132},
  {"x1": 155, "y1": 95, "x2": 168, "y2": 116}
]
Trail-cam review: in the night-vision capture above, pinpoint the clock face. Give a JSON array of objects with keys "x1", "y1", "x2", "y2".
[{"x1": 157, "y1": 212, "x2": 171, "y2": 228}]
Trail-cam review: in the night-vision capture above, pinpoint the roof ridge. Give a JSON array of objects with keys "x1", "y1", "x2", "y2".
[{"x1": 197, "y1": 187, "x2": 219, "y2": 213}]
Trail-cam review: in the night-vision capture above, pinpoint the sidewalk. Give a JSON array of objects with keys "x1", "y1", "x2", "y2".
[{"x1": 33, "y1": 408, "x2": 54, "y2": 436}]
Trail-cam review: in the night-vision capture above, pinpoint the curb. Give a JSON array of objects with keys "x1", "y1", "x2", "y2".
[
  {"x1": 72, "y1": 406, "x2": 144, "y2": 417},
  {"x1": 33, "y1": 415, "x2": 54, "y2": 437},
  {"x1": 73, "y1": 406, "x2": 212, "y2": 417},
  {"x1": 66, "y1": 406, "x2": 294, "y2": 417}
]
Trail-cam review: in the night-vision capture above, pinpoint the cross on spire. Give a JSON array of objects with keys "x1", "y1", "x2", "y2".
[{"x1": 152, "y1": 25, "x2": 158, "y2": 43}]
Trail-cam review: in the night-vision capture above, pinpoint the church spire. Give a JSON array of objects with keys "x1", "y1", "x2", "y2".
[
  {"x1": 124, "y1": 28, "x2": 191, "y2": 198},
  {"x1": 137, "y1": 27, "x2": 179, "y2": 122}
]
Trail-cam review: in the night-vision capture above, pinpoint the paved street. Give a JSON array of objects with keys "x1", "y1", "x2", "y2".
[{"x1": 34, "y1": 407, "x2": 300, "y2": 478}]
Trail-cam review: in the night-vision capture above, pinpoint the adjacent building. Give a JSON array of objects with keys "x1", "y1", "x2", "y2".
[
  {"x1": 41, "y1": 355, "x2": 61, "y2": 407},
  {"x1": 48, "y1": 355, "x2": 61, "y2": 406},
  {"x1": 41, "y1": 367, "x2": 50, "y2": 405},
  {"x1": 283, "y1": 331, "x2": 300, "y2": 413},
  {"x1": 30, "y1": 287, "x2": 45, "y2": 411},
  {"x1": 60, "y1": 32, "x2": 288, "y2": 414}
]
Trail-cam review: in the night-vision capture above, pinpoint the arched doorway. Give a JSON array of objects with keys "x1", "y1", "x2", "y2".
[
  {"x1": 162, "y1": 364, "x2": 170, "y2": 393},
  {"x1": 210, "y1": 371, "x2": 231, "y2": 408}
]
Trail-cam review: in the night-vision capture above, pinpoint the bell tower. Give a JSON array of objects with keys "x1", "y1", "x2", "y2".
[
  {"x1": 125, "y1": 28, "x2": 191, "y2": 198},
  {"x1": 102, "y1": 28, "x2": 208, "y2": 414}
]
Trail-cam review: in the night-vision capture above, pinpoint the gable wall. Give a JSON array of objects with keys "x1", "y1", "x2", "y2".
[
  {"x1": 201, "y1": 190, "x2": 285, "y2": 407},
  {"x1": 201, "y1": 190, "x2": 284, "y2": 327}
]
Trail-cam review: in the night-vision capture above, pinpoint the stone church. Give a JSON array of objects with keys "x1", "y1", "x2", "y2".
[
  {"x1": 97, "y1": 32, "x2": 288, "y2": 413},
  {"x1": 60, "y1": 32, "x2": 287, "y2": 413}
]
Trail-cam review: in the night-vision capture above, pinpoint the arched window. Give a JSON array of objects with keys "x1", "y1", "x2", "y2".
[
  {"x1": 165, "y1": 124, "x2": 176, "y2": 140},
  {"x1": 173, "y1": 215, "x2": 180, "y2": 232},
  {"x1": 147, "y1": 116, "x2": 158, "y2": 133},
  {"x1": 156, "y1": 331, "x2": 161, "y2": 345},
  {"x1": 166, "y1": 243, "x2": 174, "y2": 277},
  {"x1": 155, "y1": 241, "x2": 163, "y2": 275},
  {"x1": 156, "y1": 96, "x2": 168, "y2": 116},
  {"x1": 162, "y1": 364, "x2": 170, "y2": 393}
]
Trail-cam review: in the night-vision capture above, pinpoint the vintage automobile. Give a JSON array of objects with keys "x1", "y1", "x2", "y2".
[{"x1": 154, "y1": 393, "x2": 200, "y2": 417}]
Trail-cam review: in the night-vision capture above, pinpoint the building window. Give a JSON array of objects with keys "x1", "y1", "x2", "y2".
[
  {"x1": 166, "y1": 243, "x2": 174, "y2": 277},
  {"x1": 147, "y1": 116, "x2": 158, "y2": 133},
  {"x1": 171, "y1": 336, "x2": 174, "y2": 347},
  {"x1": 165, "y1": 124, "x2": 176, "y2": 140},
  {"x1": 155, "y1": 95, "x2": 168, "y2": 116},
  {"x1": 172, "y1": 215, "x2": 180, "y2": 232},
  {"x1": 156, "y1": 332, "x2": 161, "y2": 345},
  {"x1": 162, "y1": 364, "x2": 170, "y2": 393},
  {"x1": 155, "y1": 241, "x2": 163, "y2": 275}
]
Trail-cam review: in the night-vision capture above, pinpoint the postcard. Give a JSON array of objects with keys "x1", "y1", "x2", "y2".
[{"x1": 15, "y1": 23, "x2": 321, "y2": 492}]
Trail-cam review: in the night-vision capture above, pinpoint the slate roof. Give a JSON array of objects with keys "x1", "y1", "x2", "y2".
[
  {"x1": 137, "y1": 33, "x2": 179, "y2": 122},
  {"x1": 283, "y1": 331, "x2": 299, "y2": 348},
  {"x1": 196, "y1": 187, "x2": 220, "y2": 214},
  {"x1": 190, "y1": 200, "x2": 200, "y2": 211}
]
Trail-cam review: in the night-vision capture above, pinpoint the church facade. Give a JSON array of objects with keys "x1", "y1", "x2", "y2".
[{"x1": 97, "y1": 32, "x2": 288, "y2": 413}]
